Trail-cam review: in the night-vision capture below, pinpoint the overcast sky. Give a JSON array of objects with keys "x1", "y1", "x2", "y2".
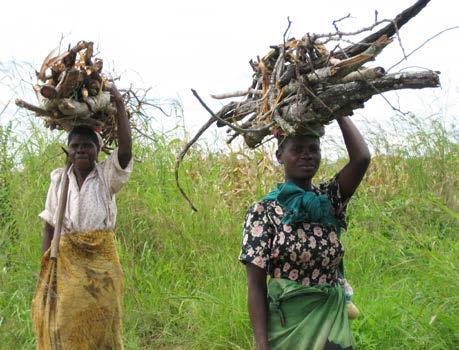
[{"x1": 1, "y1": 0, "x2": 457, "y2": 144}]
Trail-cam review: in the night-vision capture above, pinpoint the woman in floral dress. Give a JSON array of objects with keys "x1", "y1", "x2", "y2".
[{"x1": 239, "y1": 117, "x2": 371, "y2": 350}]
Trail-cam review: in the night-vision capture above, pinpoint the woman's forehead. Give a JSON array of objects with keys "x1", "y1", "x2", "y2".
[
  {"x1": 284, "y1": 134, "x2": 320, "y2": 147},
  {"x1": 68, "y1": 134, "x2": 96, "y2": 144}
]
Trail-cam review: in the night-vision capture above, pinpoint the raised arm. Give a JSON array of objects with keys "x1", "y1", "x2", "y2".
[
  {"x1": 336, "y1": 116, "x2": 371, "y2": 199},
  {"x1": 246, "y1": 264, "x2": 270, "y2": 350},
  {"x1": 110, "y1": 85, "x2": 132, "y2": 169}
]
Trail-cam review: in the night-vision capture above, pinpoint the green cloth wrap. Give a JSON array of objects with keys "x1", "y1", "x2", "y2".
[
  {"x1": 263, "y1": 182, "x2": 341, "y2": 236},
  {"x1": 268, "y1": 278, "x2": 355, "y2": 350}
]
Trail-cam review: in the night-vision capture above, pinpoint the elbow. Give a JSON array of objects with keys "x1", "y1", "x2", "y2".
[
  {"x1": 352, "y1": 150, "x2": 371, "y2": 171},
  {"x1": 119, "y1": 149, "x2": 132, "y2": 160},
  {"x1": 361, "y1": 151, "x2": 371, "y2": 166},
  {"x1": 118, "y1": 149, "x2": 132, "y2": 169},
  {"x1": 359, "y1": 151, "x2": 371, "y2": 171},
  {"x1": 359, "y1": 143, "x2": 371, "y2": 166}
]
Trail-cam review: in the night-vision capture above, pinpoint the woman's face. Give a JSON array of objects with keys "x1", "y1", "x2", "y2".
[
  {"x1": 276, "y1": 135, "x2": 321, "y2": 181},
  {"x1": 68, "y1": 134, "x2": 99, "y2": 171}
]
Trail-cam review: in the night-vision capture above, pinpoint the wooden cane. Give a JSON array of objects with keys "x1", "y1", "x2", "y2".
[{"x1": 50, "y1": 162, "x2": 71, "y2": 259}]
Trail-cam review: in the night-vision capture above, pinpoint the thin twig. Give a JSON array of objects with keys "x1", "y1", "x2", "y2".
[
  {"x1": 332, "y1": 13, "x2": 352, "y2": 33},
  {"x1": 388, "y1": 26, "x2": 459, "y2": 72},
  {"x1": 175, "y1": 116, "x2": 217, "y2": 212},
  {"x1": 133, "y1": 126, "x2": 156, "y2": 143},
  {"x1": 313, "y1": 19, "x2": 391, "y2": 40},
  {"x1": 391, "y1": 19, "x2": 408, "y2": 61},
  {"x1": 283, "y1": 17, "x2": 292, "y2": 44},
  {"x1": 192, "y1": 89, "x2": 273, "y2": 133},
  {"x1": 0, "y1": 99, "x2": 11, "y2": 117}
]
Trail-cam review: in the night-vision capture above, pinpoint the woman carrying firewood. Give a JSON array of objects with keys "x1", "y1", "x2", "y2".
[
  {"x1": 31, "y1": 85, "x2": 132, "y2": 350},
  {"x1": 239, "y1": 116, "x2": 370, "y2": 350}
]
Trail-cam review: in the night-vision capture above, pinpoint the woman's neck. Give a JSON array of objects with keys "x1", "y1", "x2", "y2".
[
  {"x1": 73, "y1": 166, "x2": 94, "y2": 189},
  {"x1": 285, "y1": 176, "x2": 313, "y2": 191}
]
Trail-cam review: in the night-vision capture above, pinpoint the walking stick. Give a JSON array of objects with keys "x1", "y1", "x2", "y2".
[{"x1": 50, "y1": 161, "x2": 70, "y2": 260}]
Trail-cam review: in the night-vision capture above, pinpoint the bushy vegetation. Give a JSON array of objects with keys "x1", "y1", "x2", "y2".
[{"x1": 0, "y1": 115, "x2": 457, "y2": 349}]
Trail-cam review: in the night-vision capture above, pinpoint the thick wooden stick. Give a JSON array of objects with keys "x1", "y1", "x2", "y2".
[
  {"x1": 335, "y1": 0, "x2": 431, "y2": 59},
  {"x1": 211, "y1": 88, "x2": 262, "y2": 100},
  {"x1": 312, "y1": 70, "x2": 440, "y2": 118},
  {"x1": 15, "y1": 98, "x2": 54, "y2": 117},
  {"x1": 50, "y1": 162, "x2": 70, "y2": 259},
  {"x1": 282, "y1": 70, "x2": 440, "y2": 124}
]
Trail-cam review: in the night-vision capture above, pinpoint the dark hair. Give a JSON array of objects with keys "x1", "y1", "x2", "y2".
[{"x1": 67, "y1": 125, "x2": 100, "y2": 151}]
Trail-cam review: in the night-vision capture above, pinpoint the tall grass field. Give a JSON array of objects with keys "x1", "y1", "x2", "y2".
[{"x1": 0, "y1": 116, "x2": 457, "y2": 349}]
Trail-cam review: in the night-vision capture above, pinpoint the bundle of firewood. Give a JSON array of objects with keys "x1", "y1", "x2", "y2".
[
  {"x1": 177, "y1": 0, "x2": 441, "y2": 210},
  {"x1": 15, "y1": 41, "x2": 124, "y2": 148},
  {"x1": 191, "y1": 0, "x2": 439, "y2": 149}
]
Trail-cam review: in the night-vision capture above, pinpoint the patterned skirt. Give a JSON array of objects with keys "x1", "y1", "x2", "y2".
[{"x1": 32, "y1": 230, "x2": 124, "y2": 350}]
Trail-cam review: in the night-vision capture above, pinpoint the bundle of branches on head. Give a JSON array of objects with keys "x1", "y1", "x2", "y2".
[
  {"x1": 15, "y1": 40, "x2": 149, "y2": 152},
  {"x1": 179, "y1": 0, "x2": 441, "y2": 210}
]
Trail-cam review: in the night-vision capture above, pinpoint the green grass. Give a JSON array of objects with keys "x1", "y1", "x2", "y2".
[{"x1": 0, "y1": 116, "x2": 457, "y2": 349}]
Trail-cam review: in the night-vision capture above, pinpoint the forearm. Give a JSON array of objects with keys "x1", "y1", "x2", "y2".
[
  {"x1": 111, "y1": 87, "x2": 132, "y2": 168},
  {"x1": 336, "y1": 117, "x2": 371, "y2": 198},
  {"x1": 248, "y1": 284, "x2": 270, "y2": 350},
  {"x1": 246, "y1": 264, "x2": 270, "y2": 350},
  {"x1": 337, "y1": 117, "x2": 370, "y2": 164},
  {"x1": 41, "y1": 223, "x2": 54, "y2": 254}
]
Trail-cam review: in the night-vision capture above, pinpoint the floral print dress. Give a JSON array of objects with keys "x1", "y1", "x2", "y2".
[{"x1": 239, "y1": 176, "x2": 349, "y2": 286}]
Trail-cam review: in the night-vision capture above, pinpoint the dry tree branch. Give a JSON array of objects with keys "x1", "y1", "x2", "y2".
[
  {"x1": 173, "y1": 88, "x2": 277, "y2": 211},
  {"x1": 193, "y1": 89, "x2": 273, "y2": 134},
  {"x1": 211, "y1": 88, "x2": 261, "y2": 100},
  {"x1": 313, "y1": 19, "x2": 392, "y2": 43},
  {"x1": 174, "y1": 114, "x2": 216, "y2": 212},
  {"x1": 15, "y1": 99, "x2": 54, "y2": 117},
  {"x1": 335, "y1": 0, "x2": 431, "y2": 59}
]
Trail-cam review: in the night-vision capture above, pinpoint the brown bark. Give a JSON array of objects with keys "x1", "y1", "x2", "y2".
[
  {"x1": 15, "y1": 99, "x2": 54, "y2": 117},
  {"x1": 335, "y1": 0, "x2": 431, "y2": 59},
  {"x1": 242, "y1": 70, "x2": 440, "y2": 147}
]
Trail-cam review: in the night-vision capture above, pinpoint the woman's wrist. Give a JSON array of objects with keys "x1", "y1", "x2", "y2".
[{"x1": 336, "y1": 116, "x2": 349, "y2": 125}]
